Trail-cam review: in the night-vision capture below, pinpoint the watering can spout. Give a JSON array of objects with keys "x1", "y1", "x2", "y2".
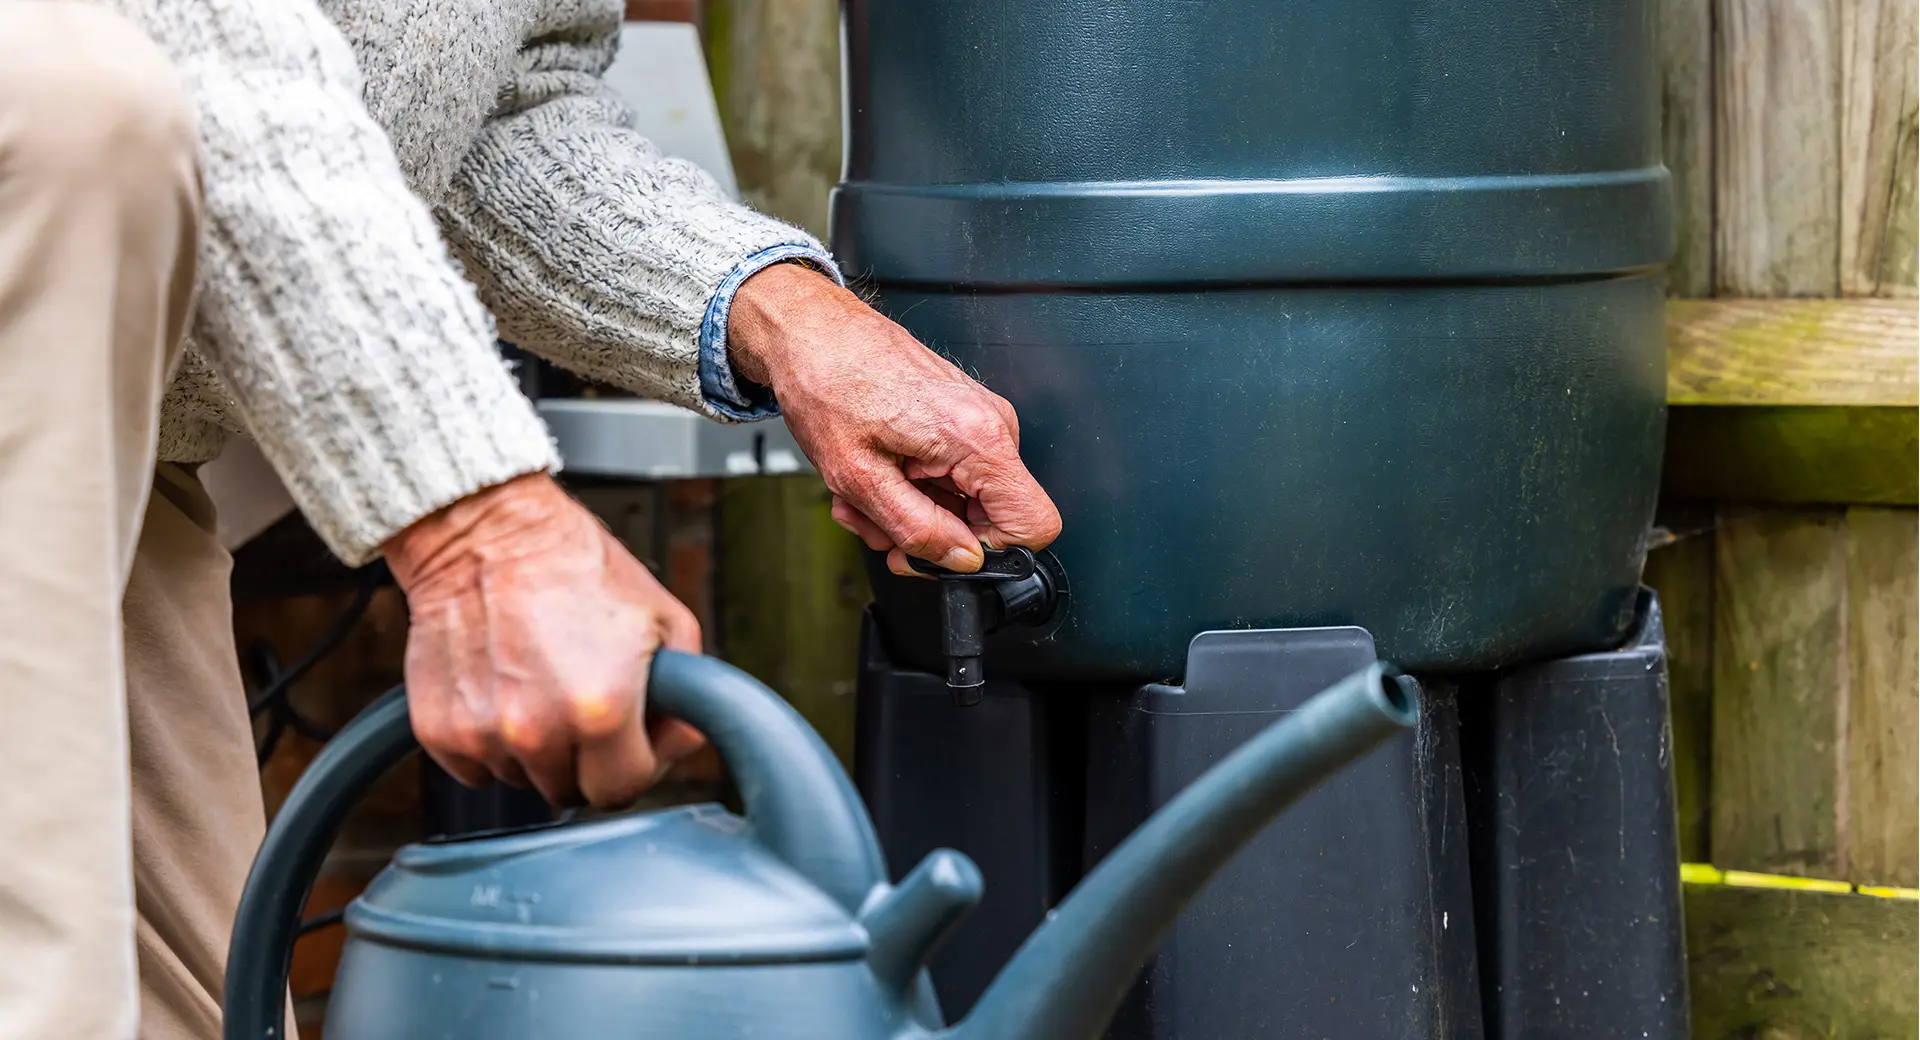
[
  {"x1": 862, "y1": 849, "x2": 984, "y2": 998},
  {"x1": 946, "y1": 663, "x2": 1420, "y2": 1040}
]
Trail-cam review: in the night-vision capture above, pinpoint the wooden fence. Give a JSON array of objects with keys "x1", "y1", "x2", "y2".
[{"x1": 1649, "y1": 0, "x2": 1919, "y2": 1033}]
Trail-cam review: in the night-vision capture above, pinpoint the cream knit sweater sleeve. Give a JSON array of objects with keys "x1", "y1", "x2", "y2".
[
  {"x1": 430, "y1": 0, "x2": 837, "y2": 419},
  {"x1": 114, "y1": 0, "x2": 559, "y2": 565}
]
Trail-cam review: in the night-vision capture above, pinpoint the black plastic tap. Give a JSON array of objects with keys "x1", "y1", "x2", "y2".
[{"x1": 909, "y1": 546, "x2": 1061, "y2": 705}]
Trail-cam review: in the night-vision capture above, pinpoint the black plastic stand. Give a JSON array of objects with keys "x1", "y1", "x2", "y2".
[
  {"x1": 1083, "y1": 627, "x2": 1482, "y2": 1039},
  {"x1": 853, "y1": 592, "x2": 1686, "y2": 1040},
  {"x1": 1458, "y1": 590, "x2": 1689, "y2": 1040},
  {"x1": 854, "y1": 627, "x2": 1087, "y2": 1016}
]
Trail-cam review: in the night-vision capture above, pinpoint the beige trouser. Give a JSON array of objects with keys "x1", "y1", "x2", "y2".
[{"x1": 1, "y1": 5, "x2": 279, "y2": 1038}]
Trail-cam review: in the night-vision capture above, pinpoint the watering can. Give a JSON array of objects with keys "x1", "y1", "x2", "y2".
[{"x1": 222, "y1": 650, "x2": 1416, "y2": 1039}]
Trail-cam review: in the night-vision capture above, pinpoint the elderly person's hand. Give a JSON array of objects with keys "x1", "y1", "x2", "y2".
[
  {"x1": 380, "y1": 264, "x2": 1060, "y2": 809},
  {"x1": 383, "y1": 474, "x2": 707, "y2": 808},
  {"x1": 727, "y1": 263, "x2": 1063, "y2": 576}
]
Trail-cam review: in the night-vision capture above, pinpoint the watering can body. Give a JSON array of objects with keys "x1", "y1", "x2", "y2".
[
  {"x1": 224, "y1": 652, "x2": 1417, "y2": 1040},
  {"x1": 323, "y1": 808, "x2": 924, "y2": 1040}
]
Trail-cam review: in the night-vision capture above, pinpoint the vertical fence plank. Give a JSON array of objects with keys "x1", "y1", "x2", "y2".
[
  {"x1": 717, "y1": 477, "x2": 869, "y2": 768},
  {"x1": 1712, "y1": 507, "x2": 1849, "y2": 877},
  {"x1": 1661, "y1": 0, "x2": 1716, "y2": 295},
  {"x1": 703, "y1": 0, "x2": 841, "y2": 238},
  {"x1": 1715, "y1": 0, "x2": 1843, "y2": 295},
  {"x1": 1844, "y1": 506, "x2": 1919, "y2": 886},
  {"x1": 1840, "y1": 0, "x2": 1920, "y2": 296}
]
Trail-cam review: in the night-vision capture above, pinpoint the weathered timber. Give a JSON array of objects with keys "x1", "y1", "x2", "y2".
[
  {"x1": 1714, "y1": 0, "x2": 1843, "y2": 296},
  {"x1": 1842, "y1": 506, "x2": 1919, "y2": 887},
  {"x1": 1840, "y1": 0, "x2": 1920, "y2": 297},
  {"x1": 1646, "y1": 502, "x2": 1718, "y2": 863},
  {"x1": 1712, "y1": 508, "x2": 1849, "y2": 879},
  {"x1": 1663, "y1": 299, "x2": 1919, "y2": 505},
  {"x1": 1686, "y1": 883, "x2": 1919, "y2": 1039},
  {"x1": 1660, "y1": 0, "x2": 1715, "y2": 295}
]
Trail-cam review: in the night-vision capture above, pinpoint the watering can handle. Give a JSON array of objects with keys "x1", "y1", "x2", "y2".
[{"x1": 221, "y1": 650, "x2": 887, "y2": 1040}]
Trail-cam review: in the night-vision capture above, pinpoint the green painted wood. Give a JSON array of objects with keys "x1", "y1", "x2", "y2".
[
  {"x1": 716, "y1": 476, "x2": 869, "y2": 768},
  {"x1": 700, "y1": 0, "x2": 840, "y2": 238},
  {"x1": 703, "y1": 0, "x2": 863, "y2": 767},
  {"x1": 1686, "y1": 883, "x2": 1919, "y2": 1039}
]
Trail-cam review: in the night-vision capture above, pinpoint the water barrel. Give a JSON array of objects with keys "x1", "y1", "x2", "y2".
[{"x1": 834, "y1": 0, "x2": 1672, "y2": 682}]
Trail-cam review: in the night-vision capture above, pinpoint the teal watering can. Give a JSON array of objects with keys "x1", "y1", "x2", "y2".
[{"x1": 223, "y1": 651, "x2": 1417, "y2": 1039}]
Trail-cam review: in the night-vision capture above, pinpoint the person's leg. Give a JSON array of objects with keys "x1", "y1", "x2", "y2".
[
  {"x1": 126, "y1": 465, "x2": 286, "y2": 1040},
  {"x1": 0, "y1": 5, "x2": 202, "y2": 1038}
]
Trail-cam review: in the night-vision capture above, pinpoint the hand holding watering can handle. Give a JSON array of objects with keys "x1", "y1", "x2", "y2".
[{"x1": 222, "y1": 650, "x2": 888, "y2": 1040}]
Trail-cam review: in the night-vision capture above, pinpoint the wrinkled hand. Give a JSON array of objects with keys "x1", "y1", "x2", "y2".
[
  {"x1": 730, "y1": 263, "x2": 1063, "y2": 575},
  {"x1": 383, "y1": 473, "x2": 707, "y2": 807}
]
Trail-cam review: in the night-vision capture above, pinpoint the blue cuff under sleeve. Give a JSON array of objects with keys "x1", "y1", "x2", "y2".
[{"x1": 697, "y1": 243, "x2": 845, "y2": 421}]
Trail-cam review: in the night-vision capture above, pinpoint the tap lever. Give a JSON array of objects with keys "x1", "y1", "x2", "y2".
[{"x1": 910, "y1": 546, "x2": 1037, "y2": 582}]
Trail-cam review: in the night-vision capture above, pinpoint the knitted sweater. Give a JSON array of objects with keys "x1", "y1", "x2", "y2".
[{"x1": 108, "y1": 0, "x2": 835, "y2": 564}]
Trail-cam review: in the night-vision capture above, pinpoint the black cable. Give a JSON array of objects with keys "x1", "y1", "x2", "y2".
[
  {"x1": 297, "y1": 908, "x2": 346, "y2": 936},
  {"x1": 255, "y1": 704, "x2": 291, "y2": 768},
  {"x1": 251, "y1": 563, "x2": 386, "y2": 765},
  {"x1": 247, "y1": 563, "x2": 398, "y2": 944},
  {"x1": 248, "y1": 565, "x2": 382, "y2": 719}
]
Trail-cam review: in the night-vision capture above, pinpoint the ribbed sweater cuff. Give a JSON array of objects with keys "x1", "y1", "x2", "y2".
[
  {"x1": 279, "y1": 375, "x2": 560, "y2": 567},
  {"x1": 438, "y1": 100, "x2": 847, "y2": 422}
]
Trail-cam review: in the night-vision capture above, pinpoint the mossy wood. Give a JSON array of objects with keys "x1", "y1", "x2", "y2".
[
  {"x1": 1686, "y1": 883, "x2": 1919, "y2": 1040},
  {"x1": 1711, "y1": 508, "x2": 1851, "y2": 880},
  {"x1": 1645, "y1": 505, "x2": 1920, "y2": 889},
  {"x1": 1664, "y1": 299, "x2": 1918, "y2": 505}
]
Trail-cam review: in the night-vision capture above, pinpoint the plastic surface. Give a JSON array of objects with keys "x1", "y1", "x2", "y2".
[
  {"x1": 955, "y1": 659, "x2": 1420, "y2": 1040},
  {"x1": 1084, "y1": 627, "x2": 1482, "y2": 1039},
  {"x1": 1459, "y1": 589, "x2": 1689, "y2": 1040},
  {"x1": 861, "y1": 624, "x2": 1479, "y2": 1037},
  {"x1": 858, "y1": 607, "x2": 1687, "y2": 1040},
  {"x1": 226, "y1": 687, "x2": 413, "y2": 1039},
  {"x1": 908, "y1": 547, "x2": 1061, "y2": 692},
  {"x1": 347, "y1": 807, "x2": 871, "y2": 962},
  {"x1": 857, "y1": 620, "x2": 1480, "y2": 1034},
  {"x1": 230, "y1": 648, "x2": 1414, "y2": 1040},
  {"x1": 840, "y1": 0, "x2": 1671, "y2": 681},
  {"x1": 855, "y1": 620, "x2": 1085, "y2": 1016},
  {"x1": 536, "y1": 398, "x2": 813, "y2": 478}
]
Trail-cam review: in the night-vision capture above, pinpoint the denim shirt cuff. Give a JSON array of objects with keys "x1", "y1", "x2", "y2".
[{"x1": 698, "y1": 243, "x2": 846, "y2": 421}]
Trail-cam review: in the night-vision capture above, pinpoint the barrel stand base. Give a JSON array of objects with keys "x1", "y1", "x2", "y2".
[
  {"x1": 1458, "y1": 589, "x2": 1690, "y2": 1040},
  {"x1": 854, "y1": 591, "x2": 1685, "y2": 1039}
]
